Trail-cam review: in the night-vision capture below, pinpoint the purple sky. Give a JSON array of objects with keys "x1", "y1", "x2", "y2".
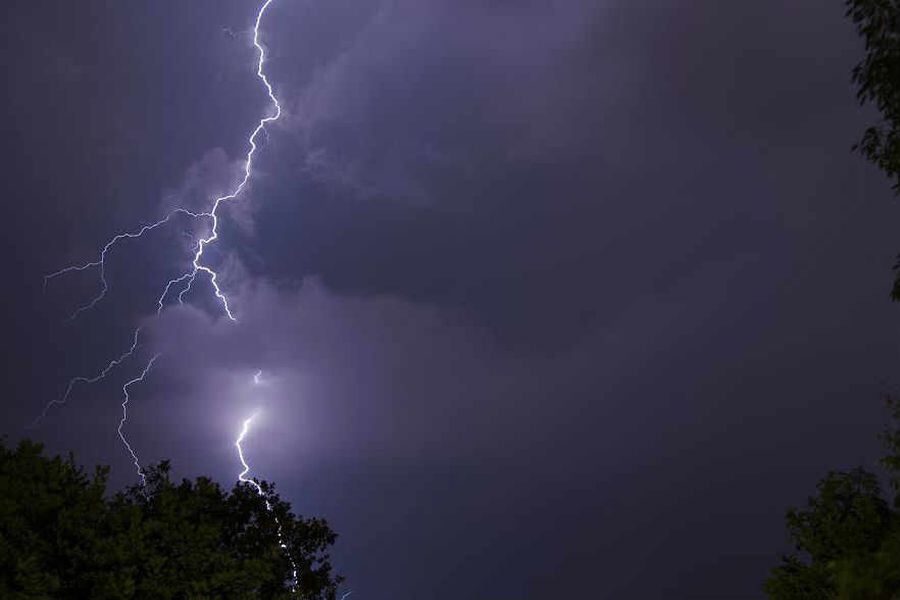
[{"x1": 3, "y1": 0, "x2": 900, "y2": 597}]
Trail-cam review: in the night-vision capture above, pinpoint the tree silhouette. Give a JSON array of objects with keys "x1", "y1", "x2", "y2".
[{"x1": 0, "y1": 440, "x2": 341, "y2": 599}]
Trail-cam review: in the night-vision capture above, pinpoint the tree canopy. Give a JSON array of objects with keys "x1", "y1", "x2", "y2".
[
  {"x1": 764, "y1": 398, "x2": 900, "y2": 598},
  {"x1": 0, "y1": 439, "x2": 341, "y2": 599}
]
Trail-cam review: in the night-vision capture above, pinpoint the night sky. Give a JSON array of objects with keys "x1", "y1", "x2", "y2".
[{"x1": 3, "y1": 0, "x2": 900, "y2": 597}]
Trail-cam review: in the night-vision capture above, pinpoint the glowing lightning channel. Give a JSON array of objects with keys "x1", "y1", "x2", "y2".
[
  {"x1": 118, "y1": 353, "x2": 161, "y2": 488},
  {"x1": 236, "y1": 412, "x2": 300, "y2": 592},
  {"x1": 32, "y1": 327, "x2": 143, "y2": 425},
  {"x1": 44, "y1": 208, "x2": 208, "y2": 321},
  {"x1": 236, "y1": 413, "x2": 262, "y2": 490}
]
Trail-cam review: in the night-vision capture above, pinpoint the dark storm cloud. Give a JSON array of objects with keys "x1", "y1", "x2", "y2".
[
  {"x1": 244, "y1": 0, "x2": 894, "y2": 354},
  {"x1": 4, "y1": 0, "x2": 900, "y2": 598},
  {"x1": 275, "y1": 0, "x2": 601, "y2": 188}
]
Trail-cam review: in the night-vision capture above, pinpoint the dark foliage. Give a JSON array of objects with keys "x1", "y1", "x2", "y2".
[
  {"x1": 762, "y1": 8, "x2": 900, "y2": 595},
  {"x1": 0, "y1": 440, "x2": 341, "y2": 599},
  {"x1": 846, "y1": 0, "x2": 900, "y2": 298}
]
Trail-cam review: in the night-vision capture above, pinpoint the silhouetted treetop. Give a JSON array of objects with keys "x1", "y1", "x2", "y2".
[{"x1": 0, "y1": 440, "x2": 341, "y2": 599}]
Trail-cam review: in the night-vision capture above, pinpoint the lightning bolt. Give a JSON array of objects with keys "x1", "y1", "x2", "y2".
[
  {"x1": 39, "y1": 2, "x2": 311, "y2": 592},
  {"x1": 178, "y1": 0, "x2": 284, "y2": 321},
  {"x1": 40, "y1": 0, "x2": 283, "y2": 437},
  {"x1": 118, "y1": 353, "x2": 160, "y2": 489},
  {"x1": 47, "y1": 0, "x2": 282, "y2": 322},
  {"x1": 236, "y1": 411, "x2": 300, "y2": 592}
]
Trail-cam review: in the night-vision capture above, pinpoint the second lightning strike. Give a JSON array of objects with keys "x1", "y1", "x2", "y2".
[
  {"x1": 235, "y1": 407, "x2": 300, "y2": 590},
  {"x1": 118, "y1": 353, "x2": 161, "y2": 489}
]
